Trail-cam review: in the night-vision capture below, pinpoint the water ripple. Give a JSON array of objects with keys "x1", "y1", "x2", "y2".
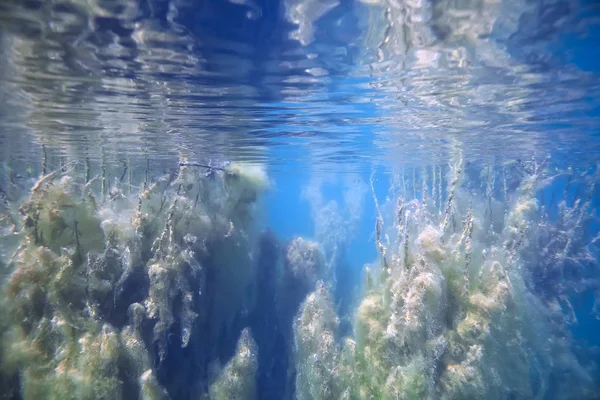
[{"x1": 0, "y1": 0, "x2": 598, "y2": 173}]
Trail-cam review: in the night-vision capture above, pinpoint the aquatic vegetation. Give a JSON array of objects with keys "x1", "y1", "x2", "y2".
[
  {"x1": 290, "y1": 157, "x2": 599, "y2": 399},
  {"x1": 0, "y1": 161, "x2": 269, "y2": 399},
  {"x1": 275, "y1": 236, "x2": 327, "y2": 338},
  {"x1": 120, "y1": 303, "x2": 168, "y2": 400},
  {"x1": 523, "y1": 167, "x2": 600, "y2": 319},
  {"x1": 0, "y1": 153, "x2": 598, "y2": 400},
  {"x1": 293, "y1": 281, "x2": 343, "y2": 400},
  {"x1": 282, "y1": 238, "x2": 327, "y2": 300},
  {"x1": 209, "y1": 328, "x2": 258, "y2": 400}
]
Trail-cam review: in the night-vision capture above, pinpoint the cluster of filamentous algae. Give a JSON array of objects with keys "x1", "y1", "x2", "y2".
[
  {"x1": 292, "y1": 157, "x2": 598, "y2": 400},
  {"x1": 0, "y1": 163, "x2": 267, "y2": 399},
  {"x1": 1, "y1": 155, "x2": 597, "y2": 400}
]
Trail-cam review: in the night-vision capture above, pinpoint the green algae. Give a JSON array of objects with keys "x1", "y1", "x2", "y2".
[
  {"x1": 209, "y1": 328, "x2": 258, "y2": 400},
  {"x1": 0, "y1": 155, "x2": 597, "y2": 400},
  {"x1": 0, "y1": 162, "x2": 269, "y2": 399},
  {"x1": 290, "y1": 158, "x2": 597, "y2": 400}
]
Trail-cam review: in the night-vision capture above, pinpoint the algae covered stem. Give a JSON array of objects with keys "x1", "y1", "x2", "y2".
[
  {"x1": 370, "y1": 170, "x2": 389, "y2": 271},
  {"x1": 178, "y1": 160, "x2": 232, "y2": 176},
  {"x1": 178, "y1": 161, "x2": 225, "y2": 170}
]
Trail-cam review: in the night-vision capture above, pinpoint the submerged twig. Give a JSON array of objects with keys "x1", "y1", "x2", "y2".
[
  {"x1": 370, "y1": 171, "x2": 389, "y2": 271},
  {"x1": 120, "y1": 160, "x2": 128, "y2": 183},
  {"x1": 41, "y1": 145, "x2": 47, "y2": 176},
  {"x1": 31, "y1": 162, "x2": 77, "y2": 195},
  {"x1": 178, "y1": 161, "x2": 226, "y2": 171},
  {"x1": 460, "y1": 203, "x2": 474, "y2": 297},
  {"x1": 442, "y1": 151, "x2": 464, "y2": 239}
]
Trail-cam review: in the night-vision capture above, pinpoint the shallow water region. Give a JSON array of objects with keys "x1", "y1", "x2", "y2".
[{"x1": 0, "y1": 0, "x2": 599, "y2": 399}]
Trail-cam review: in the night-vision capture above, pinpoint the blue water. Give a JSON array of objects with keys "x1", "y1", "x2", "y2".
[{"x1": 0, "y1": 0, "x2": 599, "y2": 399}]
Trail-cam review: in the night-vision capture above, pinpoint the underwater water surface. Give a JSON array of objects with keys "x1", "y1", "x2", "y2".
[{"x1": 0, "y1": 0, "x2": 600, "y2": 399}]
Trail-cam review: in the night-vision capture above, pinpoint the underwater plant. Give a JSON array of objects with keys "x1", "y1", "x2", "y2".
[
  {"x1": 209, "y1": 328, "x2": 258, "y2": 400},
  {"x1": 293, "y1": 280, "x2": 344, "y2": 400},
  {"x1": 0, "y1": 161, "x2": 269, "y2": 399},
  {"x1": 0, "y1": 152, "x2": 598, "y2": 400},
  {"x1": 290, "y1": 156, "x2": 600, "y2": 400},
  {"x1": 280, "y1": 237, "x2": 327, "y2": 313}
]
